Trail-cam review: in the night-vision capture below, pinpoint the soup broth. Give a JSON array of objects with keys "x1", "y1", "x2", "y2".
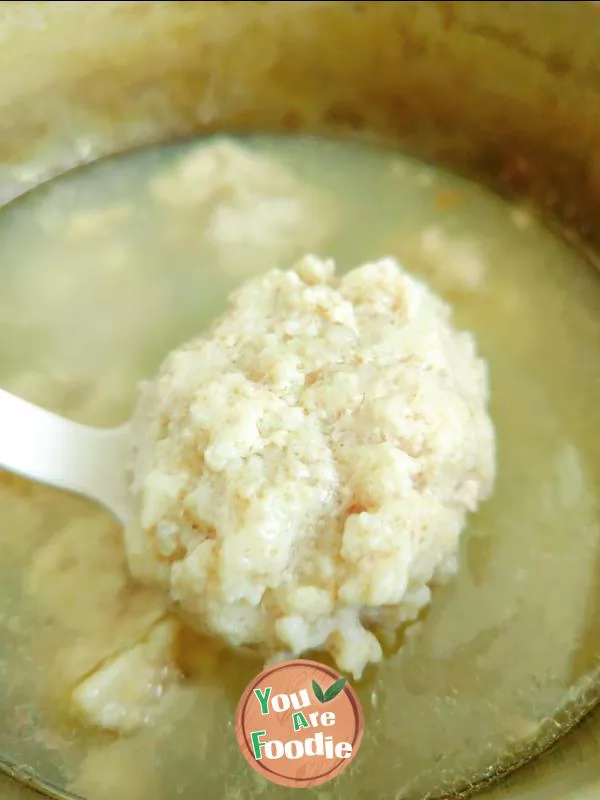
[{"x1": 0, "y1": 135, "x2": 599, "y2": 800}]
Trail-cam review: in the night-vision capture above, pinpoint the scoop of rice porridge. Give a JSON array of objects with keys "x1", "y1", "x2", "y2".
[{"x1": 125, "y1": 255, "x2": 496, "y2": 678}]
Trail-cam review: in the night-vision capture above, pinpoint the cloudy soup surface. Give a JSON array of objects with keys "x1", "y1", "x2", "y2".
[{"x1": 0, "y1": 135, "x2": 599, "y2": 800}]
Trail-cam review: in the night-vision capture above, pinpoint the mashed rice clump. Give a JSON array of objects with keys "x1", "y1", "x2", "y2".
[{"x1": 125, "y1": 255, "x2": 496, "y2": 678}]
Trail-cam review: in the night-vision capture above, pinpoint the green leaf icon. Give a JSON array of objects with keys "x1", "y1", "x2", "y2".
[
  {"x1": 323, "y1": 677, "x2": 347, "y2": 702},
  {"x1": 312, "y1": 679, "x2": 325, "y2": 703}
]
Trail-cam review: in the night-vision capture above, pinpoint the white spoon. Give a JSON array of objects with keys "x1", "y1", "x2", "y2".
[{"x1": 0, "y1": 389, "x2": 131, "y2": 524}]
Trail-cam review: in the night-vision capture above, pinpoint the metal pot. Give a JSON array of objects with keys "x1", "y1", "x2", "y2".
[{"x1": 0, "y1": 2, "x2": 599, "y2": 798}]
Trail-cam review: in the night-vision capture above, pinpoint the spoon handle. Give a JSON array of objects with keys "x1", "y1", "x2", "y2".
[{"x1": 0, "y1": 389, "x2": 131, "y2": 523}]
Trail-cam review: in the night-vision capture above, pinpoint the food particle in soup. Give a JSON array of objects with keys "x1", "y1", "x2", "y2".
[
  {"x1": 383, "y1": 224, "x2": 488, "y2": 295},
  {"x1": 148, "y1": 139, "x2": 335, "y2": 275},
  {"x1": 125, "y1": 254, "x2": 496, "y2": 680},
  {"x1": 63, "y1": 204, "x2": 134, "y2": 242},
  {"x1": 71, "y1": 618, "x2": 180, "y2": 734}
]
